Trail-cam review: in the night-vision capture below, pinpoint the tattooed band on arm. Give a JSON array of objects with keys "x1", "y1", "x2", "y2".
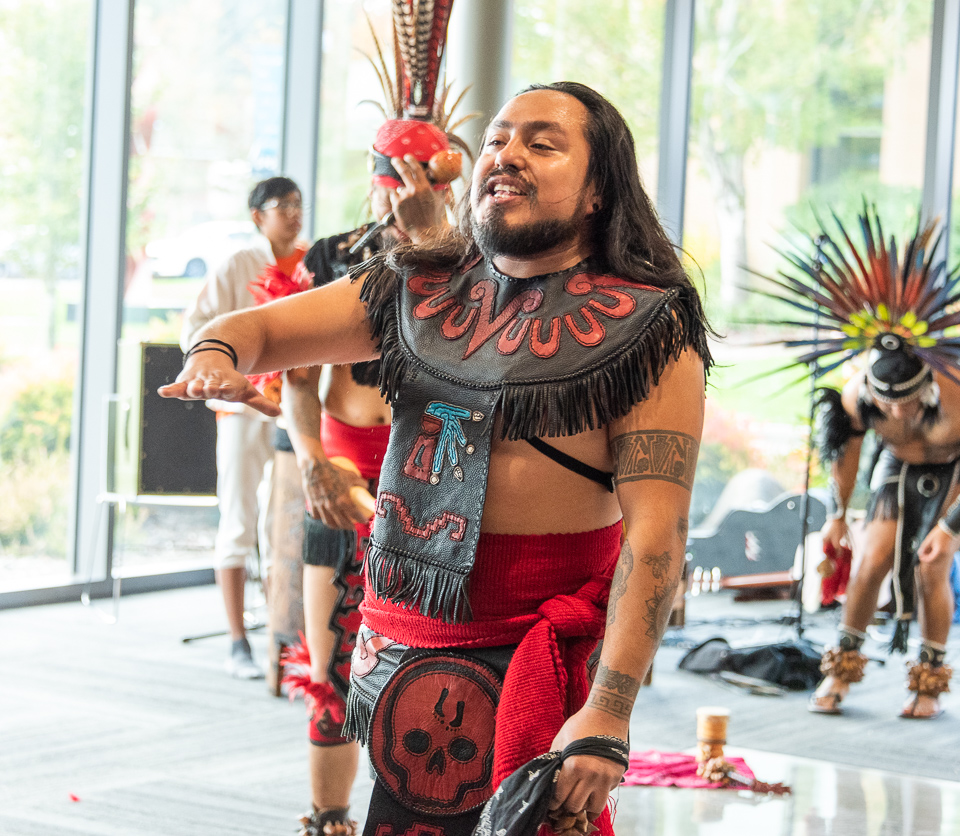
[
  {"x1": 612, "y1": 429, "x2": 699, "y2": 491},
  {"x1": 588, "y1": 661, "x2": 641, "y2": 721}
]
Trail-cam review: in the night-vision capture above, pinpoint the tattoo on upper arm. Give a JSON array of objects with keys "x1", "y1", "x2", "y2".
[
  {"x1": 612, "y1": 430, "x2": 699, "y2": 490},
  {"x1": 607, "y1": 541, "x2": 634, "y2": 626},
  {"x1": 677, "y1": 516, "x2": 689, "y2": 543}
]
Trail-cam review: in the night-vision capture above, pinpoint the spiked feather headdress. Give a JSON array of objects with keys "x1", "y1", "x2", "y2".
[
  {"x1": 754, "y1": 202, "x2": 960, "y2": 387},
  {"x1": 365, "y1": 0, "x2": 474, "y2": 190}
]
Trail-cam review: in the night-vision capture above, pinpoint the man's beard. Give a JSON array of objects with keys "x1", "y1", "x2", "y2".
[{"x1": 471, "y1": 197, "x2": 588, "y2": 260}]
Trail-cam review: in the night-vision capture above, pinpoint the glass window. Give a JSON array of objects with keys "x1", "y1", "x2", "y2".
[
  {"x1": 117, "y1": 0, "x2": 287, "y2": 575},
  {"x1": 0, "y1": 0, "x2": 93, "y2": 589},
  {"x1": 685, "y1": 1, "x2": 933, "y2": 521},
  {"x1": 511, "y1": 0, "x2": 665, "y2": 203},
  {"x1": 315, "y1": 0, "x2": 395, "y2": 238}
]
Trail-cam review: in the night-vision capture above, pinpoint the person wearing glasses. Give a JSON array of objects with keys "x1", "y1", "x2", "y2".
[{"x1": 180, "y1": 175, "x2": 307, "y2": 680}]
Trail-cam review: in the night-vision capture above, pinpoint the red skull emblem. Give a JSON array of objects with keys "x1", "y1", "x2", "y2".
[{"x1": 369, "y1": 655, "x2": 501, "y2": 816}]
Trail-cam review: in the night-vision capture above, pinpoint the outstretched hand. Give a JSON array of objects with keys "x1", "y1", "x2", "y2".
[{"x1": 158, "y1": 364, "x2": 281, "y2": 417}]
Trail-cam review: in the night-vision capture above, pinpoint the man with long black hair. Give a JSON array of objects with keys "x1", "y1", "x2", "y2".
[{"x1": 163, "y1": 82, "x2": 712, "y2": 835}]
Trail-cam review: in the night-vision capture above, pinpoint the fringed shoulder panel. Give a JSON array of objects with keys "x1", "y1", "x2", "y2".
[{"x1": 357, "y1": 256, "x2": 713, "y2": 438}]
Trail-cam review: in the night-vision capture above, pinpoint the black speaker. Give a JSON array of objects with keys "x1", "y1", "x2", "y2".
[{"x1": 117, "y1": 343, "x2": 218, "y2": 496}]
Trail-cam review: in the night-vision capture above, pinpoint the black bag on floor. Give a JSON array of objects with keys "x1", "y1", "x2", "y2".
[{"x1": 678, "y1": 637, "x2": 821, "y2": 691}]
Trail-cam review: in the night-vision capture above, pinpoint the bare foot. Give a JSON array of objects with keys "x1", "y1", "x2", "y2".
[{"x1": 901, "y1": 692, "x2": 942, "y2": 719}]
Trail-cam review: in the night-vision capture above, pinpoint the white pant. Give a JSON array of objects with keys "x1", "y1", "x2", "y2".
[{"x1": 214, "y1": 413, "x2": 275, "y2": 571}]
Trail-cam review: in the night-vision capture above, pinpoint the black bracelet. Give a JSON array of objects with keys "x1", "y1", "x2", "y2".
[
  {"x1": 184, "y1": 346, "x2": 237, "y2": 368},
  {"x1": 559, "y1": 735, "x2": 630, "y2": 770},
  {"x1": 185, "y1": 338, "x2": 238, "y2": 368}
]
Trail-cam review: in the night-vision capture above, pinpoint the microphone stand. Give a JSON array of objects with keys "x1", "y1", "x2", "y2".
[{"x1": 783, "y1": 233, "x2": 827, "y2": 641}]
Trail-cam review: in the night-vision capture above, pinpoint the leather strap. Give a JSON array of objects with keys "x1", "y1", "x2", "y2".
[{"x1": 525, "y1": 437, "x2": 615, "y2": 493}]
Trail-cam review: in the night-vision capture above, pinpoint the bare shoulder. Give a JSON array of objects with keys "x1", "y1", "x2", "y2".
[
  {"x1": 606, "y1": 349, "x2": 705, "y2": 491},
  {"x1": 609, "y1": 348, "x2": 705, "y2": 434}
]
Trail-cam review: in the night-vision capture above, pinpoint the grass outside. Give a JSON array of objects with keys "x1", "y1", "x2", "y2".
[{"x1": 707, "y1": 340, "x2": 813, "y2": 425}]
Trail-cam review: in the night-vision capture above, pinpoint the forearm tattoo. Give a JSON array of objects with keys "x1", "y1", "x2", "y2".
[
  {"x1": 589, "y1": 664, "x2": 641, "y2": 722},
  {"x1": 640, "y1": 549, "x2": 672, "y2": 581},
  {"x1": 612, "y1": 430, "x2": 699, "y2": 490},
  {"x1": 643, "y1": 573, "x2": 680, "y2": 641},
  {"x1": 586, "y1": 690, "x2": 633, "y2": 721},
  {"x1": 594, "y1": 661, "x2": 641, "y2": 700},
  {"x1": 677, "y1": 516, "x2": 689, "y2": 544},
  {"x1": 828, "y1": 476, "x2": 846, "y2": 519},
  {"x1": 607, "y1": 541, "x2": 634, "y2": 627}
]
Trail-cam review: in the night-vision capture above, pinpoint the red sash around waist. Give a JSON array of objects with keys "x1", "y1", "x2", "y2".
[{"x1": 361, "y1": 520, "x2": 622, "y2": 834}]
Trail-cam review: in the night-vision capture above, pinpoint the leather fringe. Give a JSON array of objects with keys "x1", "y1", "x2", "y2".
[
  {"x1": 359, "y1": 261, "x2": 713, "y2": 440},
  {"x1": 890, "y1": 619, "x2": 911, "y2": 654},
  {"x1": 343, "y1": 685, "x2": 372, "y2": 746},
  {"x1": 365, "y1": 542, "x2": 472, "y2": 623},
  {"x1": 817, "y1": 387, "x2": 861, "y2": 463}
]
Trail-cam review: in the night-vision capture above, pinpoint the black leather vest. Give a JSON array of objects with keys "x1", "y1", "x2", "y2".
[{"x1": 360, "y1": 255, "x2": 709, "y2": 622}]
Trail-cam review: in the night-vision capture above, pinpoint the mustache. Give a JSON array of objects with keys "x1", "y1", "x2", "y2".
[{"x1": 477, "y1": 165, "x2": 534, "y2": 197}]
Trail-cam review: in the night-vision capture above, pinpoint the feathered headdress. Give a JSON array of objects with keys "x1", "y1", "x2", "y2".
[
  {"x1": 364, "y1": 0, "x2": 475, "y2": 190},
  {"x1": 753, "y1": 201, "x2": 960, "y2": 386}
]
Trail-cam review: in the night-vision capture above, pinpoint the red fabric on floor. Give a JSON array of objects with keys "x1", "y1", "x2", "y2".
[{"x1": 622, "y1": 750, "x2": 755, "y2": 789}]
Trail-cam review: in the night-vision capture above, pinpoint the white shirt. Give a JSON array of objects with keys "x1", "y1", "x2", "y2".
[{"x1": 180, "y1": 239, "x2": 276, "y2": 421}]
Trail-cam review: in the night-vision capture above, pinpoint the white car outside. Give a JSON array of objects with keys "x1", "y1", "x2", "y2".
[{"x1": 145, "y1": 221, "x2": 260, "y2": 278}]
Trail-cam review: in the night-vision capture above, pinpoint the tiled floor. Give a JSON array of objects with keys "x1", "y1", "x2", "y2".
[
  {"x1": 614, "y1": 749, "x2": 958, "y2": 835},
  {"x1": 0, "y1": 584, "x2": 956, "y2": 835}
]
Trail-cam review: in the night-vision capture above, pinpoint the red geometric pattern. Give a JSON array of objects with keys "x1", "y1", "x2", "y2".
[
  {"x1": 374, "y1": 824, "x2": 446, "y2": 836},
  {"x1": 376, "y1": 491, "x2": 467, "y2": 542}
]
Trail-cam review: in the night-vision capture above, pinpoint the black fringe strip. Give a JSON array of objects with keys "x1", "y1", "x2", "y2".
[
  {"x1": 343, "y1": 686, "x2": 372, "y2": 746},
  {"x1": 360, "y1": 263, "x2": 713, "y2": 439},
  {"x1": 358, "y1": 256, "x2": 407, "y2": 404},
  {"x1": 889, "y1": 618, "x2": 910, "y2": 654},
  {"x1": 366, "y1": 542, "x2": 473, "y2": 624},
  {"x1": 302, "y1": 521, "x2": 355, "y2": 568},
  {"x1": 816, "y1": 387, "x2": 862, "y2": 463}
]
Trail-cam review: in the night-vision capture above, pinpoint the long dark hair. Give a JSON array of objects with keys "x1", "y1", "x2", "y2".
[{"x1": 383, "y1": 82, "x2": 691, "y2": 291}]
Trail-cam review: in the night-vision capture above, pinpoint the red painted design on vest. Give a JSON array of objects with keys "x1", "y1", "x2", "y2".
[
  {"x1": 377, "y1": 491, "x2": 467, "y2": 542},
  {"x1": 374, "y1": 824, "x2": 446, "y2": 836},
  {"x1": 404, "y1": 414, "x2": 443, "y2": 483},
  {"x1": 352, "y1": 632, "x2": 399, "y2": 679},
  {"x1": 408, "y1": 270, "x2": 657, "y2": 360}
]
